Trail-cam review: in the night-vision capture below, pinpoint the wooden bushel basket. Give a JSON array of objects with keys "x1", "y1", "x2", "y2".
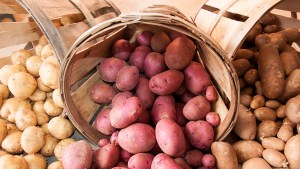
[{"x1": 60, "y1": 6, "x2": 240, "y2": 144}]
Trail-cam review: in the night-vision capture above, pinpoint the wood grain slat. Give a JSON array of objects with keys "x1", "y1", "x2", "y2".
[
  {"x1": 0, "y1": 22, "x2": 37, "y2": 32},
  {"x1": 0, "y1": 29, "x2": 39, "y2": 48},
  {"x1": 275, "y1": 0, "x2": 300, "y2": 12},
  {"x1": 0, "y1": 1, "x2": 27, "y2": 14}
]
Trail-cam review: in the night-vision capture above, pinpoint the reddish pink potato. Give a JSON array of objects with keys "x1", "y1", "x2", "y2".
[
  {"x1": 151, "y1": 31, "x2": 171, "y2": 52},
  {"x1": 185, "y1": 120, "x2": 214, "y2": 149},
  {"x1": 62, "y1": 140, "x2": 93, "y2": 169},
  {"x1": 112, "y1": 39, "x2": 132, "y2": 60},
  {"x1": 95, "y1": 144, "x2": 120, "y2": 169},
  {"x1": 151, "y1": 153, "x2": 182, "y2": 169},
  {"x1": 110, "y1": 96, "x2": 143, "y2": 129},
  {"x1": 183, "y1": 96, "x2": 211, "y2": 121},
  {"x1": 151, "y1": 95, "x2": 176, "y2": 124},
  {"x1": 116, "y1": 66, "x2": 139, "y2": 91},
  {"x1": 129, "y1": 46, "x2": 152, "y2": 72},
  {"x1": 136, "y1": 109, "x2": 150, "y2": 124},
  {"x1": 90, "y1": 84, "x2": 117, "y2": 104},
  {"x1": 128, "y1": 153, "x2": 154, "y2": 169},
  {"x1": 135, "y1": 77, "x2": 156, "y2": 108},
  {"x1": 98, "y1": 138, "x2": 110, "y2": 148},
  {"x1": 167, "y1": 30, "x2": 186, "y2": 41},
  {"x1": 180, "y1": 91, "x2": 196, "y2": 103},
  {"x1": 206, "y1": 86, "x2": 218, "y2": 102},
  {"x1": 184, "y1": 61, "x2": 211, "y2": 95},
  {"x1": 156, "y1": 118, "x2": 186, "y2": 157},
  {"x1": 118, "y1": 123, "x2": 156, "y2": 154},
  {"x1": 111, "y1": 91, "x2": 133, "y2": 107},
  {"x1": 98, "y1": 57, "x2": 127, "y2": 83},
  {"x1": 175, "y1": 84, "x2": 187, "y2": 95},
  {"x1": 144, "y1": 52, "x2": 166, "y2": 78},
  {"x1": 110, "y1": 131, "x2": 120, "y2": 146},
  {"x1": 116, "y1": 162, "x2": 128, "y2": 167},
  {"x1": 202, "y1": 154, "x2": 216, "y2": 168},
  {"x1": 149, "y1": 70, "x2": 184, "y2": 95},
  {"x1": 185, "y1": 149, "x2": 203, "y2": 167},
  {"x1": 165, "y1": 36, "x2": 196, "y2": 70},
  {"x1": 120, "y1": 149, "x2": 133, "y2": 163},
  {"x1": 136, "y1": 31, "x2": 153, "y2": 46},
  {"x1": 174, "y1": 158, "x2": 192, "y2": 169},
  {"x1": 94, "y1": 107, "x2": 116, "y2": 135},
  {"x1": 175, "y1": 103, "x2": 188, "y2": 126},
  {"x1": 206, "y1": 112, "x2": 220, "y2": 127}
]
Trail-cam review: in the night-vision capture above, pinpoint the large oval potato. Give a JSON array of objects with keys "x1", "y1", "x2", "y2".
[
  {"x1": 129, "y1": 46, "x2": 152, "y2": 72},
  {"x1": 0, "y1": 155, "x2": 29, "y2": 169},
  {"x1": 262, "y1": 137, "x2": 285, "y2": 151},
  {"x1": 284, "y1": 134, "x2": 300, "y2": 169},
  {"x1": 183, "y1": 95, "x2": 210, "y2": 121},
  {"x1": 211, "y1": 142, "x2": 238, "y2": 169},
  {"x1": 257, "y1": 120, "x2": 279, "y2": 141},
  {"x1": 151, "y1": 96, "x2": 176, "y2": 124},
  {"x1": 285, "y1": 94, "x2": 300, "y2": 124},
  {"x1": 128, "y1": 153, "x2": 154, "y2": 169},
  {"x1": 1, "y1": 131, "x2": 23, "y2": 154},
  {"x1": 95, "y1": 144, "x2": 120, "y2": 169},
  {"x1": 233, "y1": 140, "x2": 264, "y2": 163},
  {"x1": 234, "y1": 105, "x2": 256, "y2": 140},
  {"x1": 279, "y1": 69, "x2": 300, "y2": 101},
  {"x1": 151, "y1": 153, "x2": 182, "y2": 169},
  {"x1": 90, "y1": 84, "x2": 117, "y2": 104},
  {"x1": 0, "y1": 64, "x2": 27, "y2": 85},
  {"x1": 144, "y1": 52, "x2": 166, "y2": 78},
  {"x1": 0, "y1": 98, "x2": 31, "y2": 123},
  {"x1": 116, "y1": 66, "x2": 139, "y2": 91},
  {"x1": 262, "y1": 149, "x2": 287, "y2": 168},
  {"x1": 8, "y1": 72, "x2": 37, "y2": 99},
  {"x1": 242, "y1": 158, "x2": 271, "y2": 169},
  {"x1": 94, "y1": 107, "x2": 116, "y2": 135},
  {"x1": 21, "y1": 126, "x2": 46, "y2": 154}
]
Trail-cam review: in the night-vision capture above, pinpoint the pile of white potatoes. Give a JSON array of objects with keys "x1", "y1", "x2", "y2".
[{"x1": 0, "y1": 35, "x2": 75, "y2": 169}]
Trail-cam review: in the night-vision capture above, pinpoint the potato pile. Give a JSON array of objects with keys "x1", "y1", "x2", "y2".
[
  {"x1": 0, "y1": 36, "x2": 74, "y2": 169},
  {"x1": 222, "y1": 13, "x2": 300, "y2": 169}
]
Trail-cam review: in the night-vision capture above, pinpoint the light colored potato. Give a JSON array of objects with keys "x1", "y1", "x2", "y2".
[
  {"x1": 41, "y1": 44, "x2": 54, "y2": 61},
  {"x1": 52, "y1": 89, "x2": 64, "y2": 108},
  {"x1": 44, "y1": 98, "x2": 63, "y2": 116},
  {"x1": 234, "y1": 105, "x2": 256, "y2": 140},
  {"x1": 37, "y1": 78, "x2": 53, "y2": 92},
  {"x1": 0, "y1": 149, "x2": 8, "y2": 157},
  {"x1": 0, "y1": 64, "x2": 27, "y2": 85},
  {"x1": 254, "y1": 107, "x2": 276, "y2": 121},
  {"x1": 11, "y1": 49, "x2": 31, "y2": 66},
  {"x1": 0, "y1": 84, "x2": 9, "y2": 99},
  {"x1": 35, "y1": 44, "x2": 44, "y2": 56},
  {"x1": 250, "y1": 95, "x2": 265, "y2": 109},
  {"x1": 1, "y1": 131, "x2": 23, "y2": 154},
  {"x1": 33, "y1": 101, "x2": 46, "y2": 114},
  {"x1": 233, "y1": 140, "x2": 264, "y2": 163},
  {"x1": 25, "y1": 56, "x2": 42, "y2": 77},
  {"x1": 15, "y1": 108, "x2": 37, "y2": 131},
  {"x1": 0, "y1": 98, "x2": 31, "y2": 122},
  {"x1": 0, "y1": 120, "x2": 7, "y2": 144},
  {"x1": 284, "y1": 134, "x2": 300, "y2": 169},
  {"x1": 240, "y1": 94, "x2": 252, "y2": 107},
  {"x1": 36, "y1": 112, "x2": 49, "y2": 125},
  {"x1": 262, "y1": 137, "x2": 285, "y2": 151},
  {"x1": 257, "y1": 120, "x2": 279, "y2": 141},
  {"x1": 21, "y1": 126, "x2": 46, "y2": 154},
  {"x1": 211, "y1": 142, "x2": 238, "y2": 169},
  {"x1": 6, "y1": 123, "x2": 20, "y2": 134},
  {"x1": 41, "y1": 135, "x2": 59, "y2": 157},
  {"x1": 24, "y1": 153, "x2": 47, "y2": 169},
  {"x1": 277, "y1": 124, "x2": 293, "y2": 142},
  {"x1": 47, "y1": 161, "x2": 63, "y2": 169},
  {"x1": 54, "y1": 138, "x2": 76, "y2": 160},
  {"x1": 8, "y1": 72, "x2": 37, "y2": 99},
  {"x1": 282, "y1": 117, "x2": 296, "y2": 128},
  {"x1": 0, "y1": 155, "x2": 29, "y2": 169},
  {"x1": 41, "y1": 123, "x2": 50, "y2": 135},
  {"x1": 39, "y1": 56, "x2": 60, "y2": 89},
  {"x1": 262, "y1": 149, "x2": 287, "y2": 168},
  {"x1": 242, "y1": 158, "x2": 271, "y2": 169},
  {"x1": 48, "y1": 117, "x2": 74, "y2": 139}
]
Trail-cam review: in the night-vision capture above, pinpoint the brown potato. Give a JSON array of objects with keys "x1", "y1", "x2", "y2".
[
  {"x1": 262, "y1": 149, "x2": 287, "y2": 168},
  {"x1": 234, "y1": 105, "x2": 256, "y2": 140},
  {"x1": 282, "y1": 117, "x2": 297, "y2": 128},
  {"x1": 279, "y1": 28, "x2": 300, "y2": 44},
  {"x1": 250, "y1": 95, "x2": 265, "y2": 110},
  {"x1": 151, "y1": 31, "x2": 171, "y2": 52},
  {"x1": 232, "y1": 59, "x2": 251, "y2": 77},
  {"x1": 240, "y1": 94, "x2": 252, "y2": 107},
  {"x1": 263, "y1": 25, "x2": 278, "y2": 33},
  {"x1": 254, "y1": 107, "x2": 276, "y2": 121},
  {"x1": 211, "y1": 142, "x2": 238, "y2": 169},
  {"x1": 243, "y1": 69, "x2": 258, "y2": 85},
  {"x1": 235, "y1": 49, "x2": 254, "y2": 60},
  {"x1": 285, "y1": 94, "x2": 300, "y2": 123},
  {"x1": 262, "y1": 137, "x2": 285, "y2": 151},
  {"x1": 255, "y1": 81, "x2": 262, "y2": 95},
  {"x1": 276, "y1": 105, "x2": 286, "y2": 118},
  {"x1": 241, "y1": 87, "x2": 254, "y2": 95},
  {"x1": 277, "y1": 124, "x2": 293, "y2": 142},
  {"x1": 233, "y1": 140, "x2": 264, "y2": 163},
  {"x1": 259, "y1": 13, "x2": 276, "y2": 25},
  {"x1": 257, "y1": 120, "x2": 279, "y2": 141},
  {"x1": 284, "y1": 135, "x2": 300, "y2": 169},
  {"x1": 280, "y1": 52, "x2": 299, "y2": 76},
  {"x1": 242, "y1": 158, "x2": 271, "y2": 169},
  {"x1": 246, "y1": 23, "x2": 262, "y2": 43},
  {"x1": 265, "y1": 100, "x2": 281, "y2": 109}
]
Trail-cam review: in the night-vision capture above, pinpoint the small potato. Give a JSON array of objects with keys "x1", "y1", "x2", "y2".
[
  {"x1": 118, "y1": 123, "x2": 156, "y2": 154},
  {"x1": 257, "y1": 120, "x2": 279, "y2": 141},
  {"x1": 235, "y1": 49, "x2": 254, "y2": 60},
  {"x1": 205, "y1": 85, "x2": 217, "y2": 102},
  {"x1": 0, "y1": 64, "x2": 27, "y2": 85},
  {"x1": 1, "y1": 131, "x2": 23, "y2": 154},
  {"x1": 0, "y1": 120, "x2": 7, "y2": 144},
  {"x1": 239, "y1": 78, "x2": 246, "y2": 89},
  {"x1": 234, "y1": 105, "x2": 256, "y2": 140},
  {"x1": 184, "y1": 61, "x2": 211, "y2": 95},
  {"x1": 232, "y1": 59, "x2": 251, "y2": 77},
  {"x1": 183, "y1": 95, "x2": 210, "y2": 121},
  {"x1": 240, "y1": 94, "x2": 252, "y2": 107},
  {"x1": 151, "y1": 31, "x2": 171, "y2": 52},
  {"x1": 285, "y1": 94, "x2": 300, "y2": 124},
  {"x1": 41, "y1": 44, "x2": 54, "y2": 60},
  {"x1": 94, "y1": 107, "x2": 116, "y2": 135},
  {"x1": 242, "y1": 158, "x2": 271, "y2": 169},
  {"x1": 135, "y1": 77, "x2": 156, "y2": 109},
  {"x1": 243, "y1": 69, "x2": 258, "y2": 85},
  {"x1": 277, "y1": 124, "x2": 293, "y2": 142},
  {"x1": 26, "y1": 56, "x2": 43, "y2": 77},
  {"x1": 276, "y1": 105, "x2": 286, "y2": 118},
  {"x1": 0, "y1": 98, "x2": 31, "y2": 122},
  {"x1": 233, "y1": 140, "x2": 264, "y2": 163},
  {"x1": 262, "y1": 137, "x2": 285, "y2": 151},
  {"x1": 151, "y1": 95, "x2": 176, "y2": 124},
  {"x1": 282, "y1": 117, "x2": 296, "y2": 128},
  {"x1": 112, "y1": 39, "x2": 132, "y2": 60},
  {"x1": 201, "y1": 154, "x2": 216, "y2": 168},
  {"x1": 35, "y1": 44, "x2": 44, "y2": 56},
  {"x1": 180, "y1": 91, "x2": 196, "y2": 103},
  {"x1": 165, "y1": 36, "x2": 195, "y2": 70},
  {"x1": 246, "y1": 23, "x2": 262, "y2": 43},
  {"x1": 136, "y1": 31, "x2": 153, "y2": 46},
  {"x1": 111, "y1": 91, "x2": 133, "y2": 107},
  {"x1": 116, "y1": 66, "x2": 139, "y2": 91},
  {"x1": 41, "y1": 123, "x2": 50, "y2": 135},
  {"x1": 206, "y1": 112, "x2": 220, "y2": 127},
  {"x1": 39, "y1": 56, "x2": 60, "y2": 89},
  {"x1": 254, "y1": 107, "x2": 276, "y2": 121},
  {"x1": 262, "y1": 149, "x2": 287, "y2": 168},
  {"x1": 33, "y1": 101, "x2": 46, "y2": 114},
  {"x1": 284, "y1": 134, "x2": 300, "y2": 169},
  {"x1": 15, "y1": 108, "x2": 37, "y2": 131},
  {"x1": 151, "y1": 153, "x2": 182, "y2": 169},
  {"x1": 265, "y1": 100, "x2": 281, "y2": 109},
  {"x1": 263, "y1": 25, "x2": 278, "y2": 33},
  {"x1": 128, "y1": 153, "x2": 154, "y2": 169},
  {"x1": 186, "y1": 120, "x2": 214, "y2": 149},
  {"x1": 98, "y1": 138, "x2": 110, "y2": 148},
  {"x1": 47, "y1": 161, "x2": 63, "y2": 169},
  {"x1": 36, "y1": 112, "x2": 49, "y2": 125},
  {"x1": 52, "y1": 89, "x2": 64, "y2": 108},
  {"x1": 29, "y1": 88, "x2": 46, "y2": 101},
  {"x1": 38, "y1": 35, "x2": 48, "y2": 46},
  {"x1": 0, "y1": 94, "x2": 2, "y2": 111},
  {"x1": 250, "y1": 95, "x2": 265, "y2": 109},
  {"x1": 90, "y1": 84, "x2": 117, "y2": 104},
  {"x1": 54, "y1": 138, "x2": 76, "y2": 160},
  {"x1": 37, "y1": 77, "x2": 53, "y2": 92},
  {"x1": 129, "y1": 46, "x2": 152, "y2": 72},
  {"x1": 0, "y1": 84, "x2": 9, "y2": 99},
  {"x1": 25, "y1": 153, "x2": 47, "y2": 169},
  {"x1": 144, "y1": 52, "x2": 166, "y2": 78},
  {"x1": 11, "y1": 49, "x2": 31, "y2": 66},
  {"x1": 0, "y1": 155, "x2": 29, "y2": 169},
  {"x1": 185, "y1": 149, "x2": 203, "y2": 167},
  {"x1": 280, "y1": 52, "x2": 299, "y2": 76},
  {"x1": 21, "y1": 126, "x2": 46, "y2": 154},
  {"x1": 211, "y1": 142, "x2": 238, "y2": 169},
  {"x1": 48, "y1": 117, "x2": 74, "y2": 139},
  {"x1": 95, "y1": 144, "x2": 120, "y2": 169},
  {"x1": 41, "y1": 135, "x2": 59, "y2": 156},
  {"x1": 44, "y1": 98, "x2": 63, "y2": 116},
  {"x1": 8, "y1": 72, "x2": 37, "y2": 99},
  {"x1": 241, "y1": 87, "x2": 254, "y2": 95}
]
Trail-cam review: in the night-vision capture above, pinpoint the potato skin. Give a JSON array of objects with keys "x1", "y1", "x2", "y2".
[
  {"x1": 112, "y1": 39, "x2": 132, "y2": 60},
  {"x1": 136, "y1": 31, "x2": 153, "y2": 46},
  {"x1": 90, "y1": 84, "x2": 117, "y2": 104},
  {"x1": 118, "y1": 123, "x2": 156, "y2": 154},
  {"x1": 95, "y1": 144, "x2": 120, "y2": 169},
  {"x1": 149, "y1": 70, "x2": 184, "y2": 95},
  {"x1": 254, "y1": 107, "x2": 276, "y2": 121},
  {"x1": 156, "y1": 118, "x2": 186, "y2": 157},
  {"x1": 165, "y1": 36, "x2": 195, "y2": 70},
  {"x1": 24, "y1": 153, "x2": 47, "y2": 169},
  {"x1": 48, "y1": 117, "x2": 74, "y2": 139},
  {"x1": 285, "y1": 94, "x2": 300, "y2": 124},
  {"x1": 21, "y1": 126, "x2": 46, "y2": 154},
  {"x1": 94, "y1": 107, "x2": 115, "y2": 135},
  {"x1": 1, "y1": 131, "x2": 23, "y2": 154},
  {"x1": 280, "y1": 52, "x2": 299, "y2": 76},
  {"x1": 233, "y1": 140, "x2": 264, "y2": 163},
  {"x1": 135, "y1": 77, "x2": 156, "y2": 109},
  {"x1": 151, "y1": 153, "x2": 182, "y2": 169},
  {"x1": 211, "y1": 142, "x2": 238, "y2": 169},
  {"x1": 144, "y1": 52, "x2": 166, "y2": 78},
  {"x1": 129, "y1": 46, "x2": 152, "y2": 72},
  {"x1": 183, "y1": 95, "x2": 210, "y2": 121},
  {"x1": 242, "y1": 158, "x2": 271, "y2": 169},
  {"x1": 234, "y1": 105, "x2": 256, "y2": 140},
  {"x1": 116, "y1": 66, "x2": 139, "y2": 91},
  {"x1": 232, "y1": 59, "x2": 251, "y2": 77},
  {"x1": 257, "y1": 120, "x2": 279, "y2": 141},
  {"x1": 111, "y1": 91, "x2": 133, "y2": 107},
  {"x1": 0, "y1": 155, "x2": 29, "y2": 169},
  {"x1": 8, "y1": 72, "x2": 37, "y2": 99},
  {"x1": 279, "y1": 69, "x2": 300, "y2": 101},
  {"x1": 151, "y1": 31, "x2": 171, "y2": 52},
  {"x1": 262, "y1": 149, "x2": 287, "y2": 168},
  {"x1": 262, "y1": 137, "x2": 285, "y2": 151},
  {"x1": 284, "y1": 134, "x2": 300, "y2": 169},
  {"x1": 174, "y1": 158, "x2": 192, "y2": 169},
  {"x1": 151, "y1": 96, "x2": 176, "y2": 124},
  {"x1": 128, "y1": 153, "x2": 154, "y2": 169},
  {"x1": 185, "y1": 149, "x2": 203, "y2": 167},
  {"x1": 98, "y1": 57, "x2": 127, "y2": 83}
]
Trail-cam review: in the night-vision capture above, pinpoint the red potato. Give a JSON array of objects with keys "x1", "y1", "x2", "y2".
[
  {"x1": 185, "y1": 120, "x2": 214, "y2": 149},
  {"x1": 205, "y1": 86, "x2": 218, "y2": 102},
  {"x1": 180, "y1": 91, "x2": 196, "y2": 103},
  {"x1": 90, "y1": 84, "x2": 117, "y2": 104},
  {"x1": 183, "y1": 95, "x2": 211, "y2": 121},
  {"x1": 206, "y1": 112, "x2": 220, "y2": 127},
  {"x1": 184, "y1": 61, "x2": 211, "y2": 95},
  {"x1": 165, "y1": 36, "x2": 196, "y2": 70},
  {"x1": 175, "y1": 103, "x2": 188, "y2": 126},
  {"x1": 110, "y1": 131, "x2": 119, "y2": 146},
  {"x1": 174, "y1": 158, "x2": 192, "y2": 169},
  {"x1": 156, "y1": 118, "x2": 186, "y2": 157},
  {"x1": 202, "y1": 154, "x2": 216, "y2": 168},
  {"x1": 151, "y1": 31, "x2": 171, "y2": 52},
  {"x1": 149, "y1": 70, "x2": 184, "y2": 95},
  {"x1": 61, "y1": 140, "x2": 93, "y2": 169},
  {"x1": 94, "y1": 107, "x2": 116, "y2": 135},
  {"x1": 151, "y1": 95, "x2": 176, "y2": 124},
  {"x1": 111, "y1": 91, "x2": 133, "y2": 107},
  {"x1": 95, "y1": 144, "x2": 120, "y2": 169},
  {"x1": 118, "y1": 123, "x2": 156, "y2": 154},
  {"x1": 185, "y1": 149, "x2": 203, "y2": 167},
  {"x1": 129, "y1": 46, "x2": 152, "y2": 72},
  {"x1": 110, "y1": 96, "x2": 142, "y2": 129},
  {"x1": 136, "y1": 31, "x2": 153, "y2": 46},
  {"x1": 116, "y1": 66, "x2": 139, "y2": 91},
  {"x1": 135, "y1": 77, "x2": 156, "y2": 108},
  {"x1": 136, "y1": 109, "x2": 150, "y2": 124},
  {"x1": 98, "y1": 139, "x2": 110, "y2": 148},
  {"x1": 167, "y1": 30, "x2": 186, "y2": 41},
  {"x1": 128, "y1": 153, "x2": 154, "y2": 169},
  {"x1": 144, "y1": 52, "x2": 166, "y2": 78},
  {"x1": 151, "y1": 153, "x2": 182, "y2": 169},
  {"x1": 120, "y1": 149, "x2": 133, "y2": 163},
  {"x1": 98, "y1": 57, "x2": 127, "y2": 83},
  {"x1": 112, "y1": 39, "x2": 132, "y2": 60}
]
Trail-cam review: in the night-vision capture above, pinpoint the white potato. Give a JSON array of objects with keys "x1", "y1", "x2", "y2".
[
  {"x1": 0, "y1": 98, "x2": 31, "y2": 122},
  {"x1": 15, "y1": 108, "x2": 38, "y2": 131},
  {"x1": 11, "y1": 49, "x2": 31, "y2": 66},
  {"x1": 52, "y1": 89, "x2": 64, "y2": 108},
  {"x1": 26, "y1": 56, "x2": 43, "y2": 77},
  {"x1": 44, "y1": 98, "x2": 63, "y2": 116},
  {"x1": 36, "y1": 112, "x2": 49, "y2": 126},
  {"x1": 41, "y1": 123, "x2": 50, "y2": 135},
  {"x1": 47, "y1": 161, "x2": 64, "y2": 169},
  {"x1": 0, "y1": 155, "x2": 29, "y2": 169},
  {"x1": 29, "y1": 88, "x2": 46, "y2": 102},
  {"x1": 24, "y1": 153, "x2": 47, "y2": 169},
  {"x1": 41, "y1": 44, "x2": 54, "y2": 61},
  {"x1": 33, "y1": 101, "x2": 46, "y2": 114},
  {"x1": 35, "y1": 44, "x2": 44, "y2": 57},
  {"x1": 0, "y1": 64, "x2": 27, "y2": 85},
  {"x1": 0, "y1": 84, "x2": 9, "y2": 99},
  {"x1": 0, "y1": 119, "x2": 7, "y2": 144},
  {"x1": 1, "y1": 131, "x2": 23, "y2": 154},
  {"x1": 48, "y1": 117, "x2": 74, "y2": 139},
  {"x1": 21, "y1": 126, "x2": 46, "y2": 154},
  {"x1": 39, "y1": 56, "x2": 59, "y2": 89},
  {"x1": 37, "y1": 77, "x2": 53, "y2": 92},
  {"x1": 39, "y1": 35, "x2": 49, "y2": 46},
  {"x1": 41, "y1": 135, "x2": 59, "y2": 157},
  {"x1": 8, "y1": 72, "x2": 37, "y2": 99}
]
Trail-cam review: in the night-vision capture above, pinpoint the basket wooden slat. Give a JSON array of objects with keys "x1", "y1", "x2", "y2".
[{"x1": 0, "y1": 0, "x2": 27, "y2": 14}]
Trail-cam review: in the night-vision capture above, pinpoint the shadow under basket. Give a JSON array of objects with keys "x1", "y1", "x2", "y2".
[{"x1": 60, "y1": 12, "x2": 240, "y2": 145}]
